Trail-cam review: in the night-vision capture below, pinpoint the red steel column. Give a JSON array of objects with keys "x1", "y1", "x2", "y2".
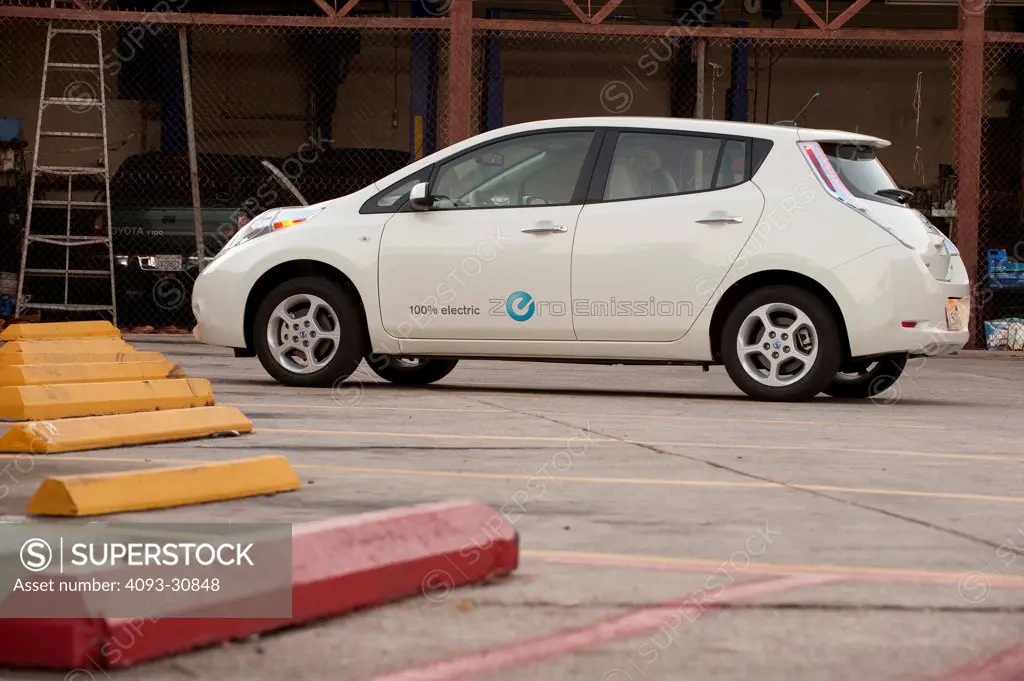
[
  {"x1": 445, "y1": 0, "x2": 473, "y2": 147},
  {"x1": 956, "y1": 4, "x2": 985, "y2": 348}
]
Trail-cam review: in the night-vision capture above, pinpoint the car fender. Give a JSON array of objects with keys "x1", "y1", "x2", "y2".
[
  {"x1": 210, "y1": 216, "x2": 391, "y2": 354},
  {"x1": 685, "y1": 253, "x2": 863, "y2": 360}
]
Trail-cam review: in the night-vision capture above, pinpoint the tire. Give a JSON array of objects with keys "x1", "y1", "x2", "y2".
[
  {"x1": 824, "y1": 353, "x2": 907, "y2": 399},
  {"x1": 253, "y1": 276, "x2": 366, "y2": 387},
  {"x1": 721, "y1": 285, "x2": 843, "y2": 402},
  {"x1": 365, "y1": 355, "x2": 459, "y2": 386}
]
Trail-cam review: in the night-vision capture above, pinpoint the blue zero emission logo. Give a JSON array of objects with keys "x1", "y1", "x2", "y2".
[{"x1": 505, "y1": 291, "x2": 535, "y2": 322}]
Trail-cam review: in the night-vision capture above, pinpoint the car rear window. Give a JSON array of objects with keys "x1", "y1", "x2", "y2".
[{"x1": 818, "y1": 143, "x2": 904, "y2": 207}]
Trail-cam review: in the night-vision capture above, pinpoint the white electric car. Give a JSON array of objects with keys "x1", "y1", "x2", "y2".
[{"x1": 191, "y1": 116, "x2": 969, "y2": 402}]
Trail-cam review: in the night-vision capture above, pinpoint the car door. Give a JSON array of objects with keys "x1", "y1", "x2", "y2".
[
  {"x1": 378, "y1": 128, "x2": 601, "y2": 341},
  {"x1": 571, "y1": 129, "x2": 765, "y2": 342}
]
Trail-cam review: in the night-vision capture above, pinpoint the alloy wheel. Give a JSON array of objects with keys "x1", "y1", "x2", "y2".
[
  {"x1": 736, "y1": 302, "x2": 819, "y2": 388},
  {"x1": 266, "y1": 293, "x2": 342, "y2": 374}
]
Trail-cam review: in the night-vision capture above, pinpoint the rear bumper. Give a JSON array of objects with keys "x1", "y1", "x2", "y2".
[
  {"x1": 107, "y1": 256, "x2": 197, "y2": 323},
  {"x1": 831, "y1": 245, "x2": 970, "y2": 358}
]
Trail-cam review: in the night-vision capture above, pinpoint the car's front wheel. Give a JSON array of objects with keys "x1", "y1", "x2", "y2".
[
  {"x1": 253, "y1": 276, "x2": 366, "y2": 387},
  {"x1": 824, "y1": 354, "x2": 907, "y2": 399},
  {"x1": 721, "y1": 285, "x2": 843, "y2": 402},
  {"x1": 366, "y1": 355, "x2": 459, "y2": 386}
]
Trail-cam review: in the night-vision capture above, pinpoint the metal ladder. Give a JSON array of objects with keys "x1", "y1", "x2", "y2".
[{"x1": 16, "y1": 4, "x2": 116, "y2": 324}]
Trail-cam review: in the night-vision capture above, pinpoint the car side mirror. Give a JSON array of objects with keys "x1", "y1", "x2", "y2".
[{"x1": 409, "y1": 181, "x2": 431, "y2": 211}]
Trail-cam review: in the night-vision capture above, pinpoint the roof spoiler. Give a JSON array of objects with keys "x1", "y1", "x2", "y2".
[{"x1": 797, "y1": 130, "x2": 892, "y2": 150}]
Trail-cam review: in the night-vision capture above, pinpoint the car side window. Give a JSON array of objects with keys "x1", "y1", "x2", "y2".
[
  {"x1": 715, "y1": 139, "x2": 748, "y2": 189},
  {"x1": 429, "y1": 131, "x2": 595, "y2": 210},
  {"x1": 601, "y1": 132, "x2": 749, "y2": 201}
]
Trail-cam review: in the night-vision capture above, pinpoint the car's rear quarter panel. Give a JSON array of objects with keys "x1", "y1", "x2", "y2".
[{"x1": 682, "y1": 139, "x2": 899, "y2": 359}]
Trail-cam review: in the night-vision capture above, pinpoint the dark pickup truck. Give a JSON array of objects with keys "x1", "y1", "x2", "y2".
[{"x1": 102, "y1": 148, "x2": 411, "y2": 326}]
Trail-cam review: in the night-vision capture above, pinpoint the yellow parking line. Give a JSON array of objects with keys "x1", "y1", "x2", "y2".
[
  {"x1": 0, "y1": 453, "x2": 768, "y2": 490},
  {"x1": 227, "y1": 402, "x2": 945, "y2": 430},
  {"x1": 254, "y1": 427, "x2": 1018, "y2": 464},
  {"x1": 523, "y1": 549, "x2": 1024, "y2": 587},
  {"x1": 234, "y1": 403, "x2": 506, "y2": 415},
  {"x1": 4, "y1": 454, "x2": 1024, "y2": 505},
  {"x1": 286, "y1": 463, "x2": 1024, "y2": 504},
  {"x1": 429, "y1": 383, "x2": 947, "y2": 421},
  {"x1": 206, "y1": 377, "x2": 945, "y2": 423},
  {"x1": 259, "y1": 427, "x2": 603, "y2": 444}
]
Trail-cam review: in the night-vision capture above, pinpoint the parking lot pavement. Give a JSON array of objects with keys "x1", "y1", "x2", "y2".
[{"x1": 4, "y1": 337, "x2": 1024, "y2": 681}]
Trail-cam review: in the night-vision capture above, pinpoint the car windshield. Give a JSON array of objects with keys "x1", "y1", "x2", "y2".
[{"x1": 819, "y1": 143, "x2": 905, "y2": 207}]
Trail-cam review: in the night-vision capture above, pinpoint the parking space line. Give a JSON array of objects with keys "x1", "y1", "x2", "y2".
[
  {"x1": 0, "y1": 453, "x2": 774, "y2": 490},
  {"x1": 260, "y1": 427, "x2": 609, "y2": 444},
  {"x1": 274, "y1": 461, "x2": 1024, "y2": 504},
  {"x1": 525, "y1": 549, "x2": 1024, "y2": 589},
  {"x1": 423, "y1": 383, "x2": 949, "y2": 420},
  {"x1": 5, "y1": 454, "x2": 1024, "y2": 505},
  {"x1": 255, "y1": 427, "x2": 1019, "y2": 464},
  {"x1": 357, "y1": 573, "x2": 842, "y2": 681},
  {"x1": 201, "y1": 376, "x2": 947, "y2": 422},
  {"x1": 227, "y1": 402, "x2": 947, "y2": 430},
  {"x1": 235, "y1": 404, "x2": 508, "y2": 414}
]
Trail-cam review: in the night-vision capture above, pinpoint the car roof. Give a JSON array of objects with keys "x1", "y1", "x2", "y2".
[{"x1": 492, "y1": 116, "x2": 890, "y2": 147}]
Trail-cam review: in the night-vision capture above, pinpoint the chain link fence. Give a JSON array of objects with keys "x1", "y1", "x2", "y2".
[
  {"x1": 0, "y1": 17, "x2": 439, "y2": 330},
  {"x1": 0, "y1": 13, "x2": 1019, "y2": 347},
  {"x1": 980, "y1": 40, "x2": 1024, "y2": 350}
]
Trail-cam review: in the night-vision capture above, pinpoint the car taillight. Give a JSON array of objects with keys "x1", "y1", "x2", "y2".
[{"x1": 799, "y1": 142, "x2": 848, "y2": 199}]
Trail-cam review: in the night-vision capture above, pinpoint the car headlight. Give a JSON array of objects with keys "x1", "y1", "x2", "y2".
[{"x1": 216, "y1": 206, "x2": 326, "y2": 257}]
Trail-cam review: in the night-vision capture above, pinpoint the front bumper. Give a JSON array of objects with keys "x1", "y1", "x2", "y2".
[
  {"x1": 191, "y1": 255, "x2": 248, "y2": 348},
  {"x1": 831, "y1": 245, "x2": 971, "y2": 358}
]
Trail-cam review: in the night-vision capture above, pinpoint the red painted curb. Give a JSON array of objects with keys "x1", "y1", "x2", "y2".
[
  {"x1": 0, "y1": 500, "x2": 518, "y2": 670},
  {"x1": 927, "y1": 642, "x2": 1024, "y2": 681}
]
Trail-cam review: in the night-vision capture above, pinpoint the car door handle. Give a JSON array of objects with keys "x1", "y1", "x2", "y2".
[
  {"x1": 696, "y1": 215, "x2": 743, "y2": 224},
  {"x1": 522, "y1": 222, "x2": 567, "y2": 234}
]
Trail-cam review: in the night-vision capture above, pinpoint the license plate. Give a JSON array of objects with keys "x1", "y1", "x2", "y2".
[
  {"x1": 946, "y1": 298, "x2": 968, "y2": 332},
  {"x1": 147, "y1": 255, "x2": 183, "y2": 272}
]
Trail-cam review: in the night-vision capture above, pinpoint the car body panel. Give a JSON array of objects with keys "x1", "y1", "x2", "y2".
[
  {"x1": 571, "y1": 181, "x2": 765, "y2": 342},
  {"x1": 378, "y1": 206, "x2": 582, "y2": 341}
]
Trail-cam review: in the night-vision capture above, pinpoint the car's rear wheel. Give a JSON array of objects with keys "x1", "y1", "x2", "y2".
[
  {"x1": 365, "y1": 355, "x2": 459, "y2": 386},
  {"x1": 253, "y1": 276, "x2": 365, "y2": 387},
  {"x1": 721, "y1": 285, "x2": 842, "y2": 402},
  {"x1": 824, "y1": 353, "x2": 907, "y2": 399}
]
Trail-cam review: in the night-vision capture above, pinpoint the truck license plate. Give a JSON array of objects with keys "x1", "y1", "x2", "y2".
[
  {"x1": 149, "y1": 255, "x2": 183, "y2": 272},
  {"x1": 946, "y1": 298, "x2": 968, "y2": 332}
]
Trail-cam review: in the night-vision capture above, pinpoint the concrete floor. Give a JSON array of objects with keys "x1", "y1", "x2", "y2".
[{"x1": 2, "y1": 336, "x2": 1024, "y2": 681}]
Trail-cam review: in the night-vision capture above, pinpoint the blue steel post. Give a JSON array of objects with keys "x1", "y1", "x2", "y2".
[
  {"x1": 482, "y1": 8, "x2": 504, "y2": 132},
  {"x1": 410, "y1": 0, "x2": 439, "y2": 160},
  {"x1": 162, "y1": 25, "x2": 186, "y2": 154},
  {"x1": 725, "y1": 24, "x2": 749, "y2": 123}
]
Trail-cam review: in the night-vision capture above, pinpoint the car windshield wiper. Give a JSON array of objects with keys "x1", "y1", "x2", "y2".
[{"x1": 875, "y1": 188, "x2": 914, "y2": 204}]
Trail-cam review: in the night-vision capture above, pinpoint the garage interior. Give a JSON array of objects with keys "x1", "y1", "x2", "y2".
[{"x1": 0, "y1": 0, "x2": 1021, "y2": 346}]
